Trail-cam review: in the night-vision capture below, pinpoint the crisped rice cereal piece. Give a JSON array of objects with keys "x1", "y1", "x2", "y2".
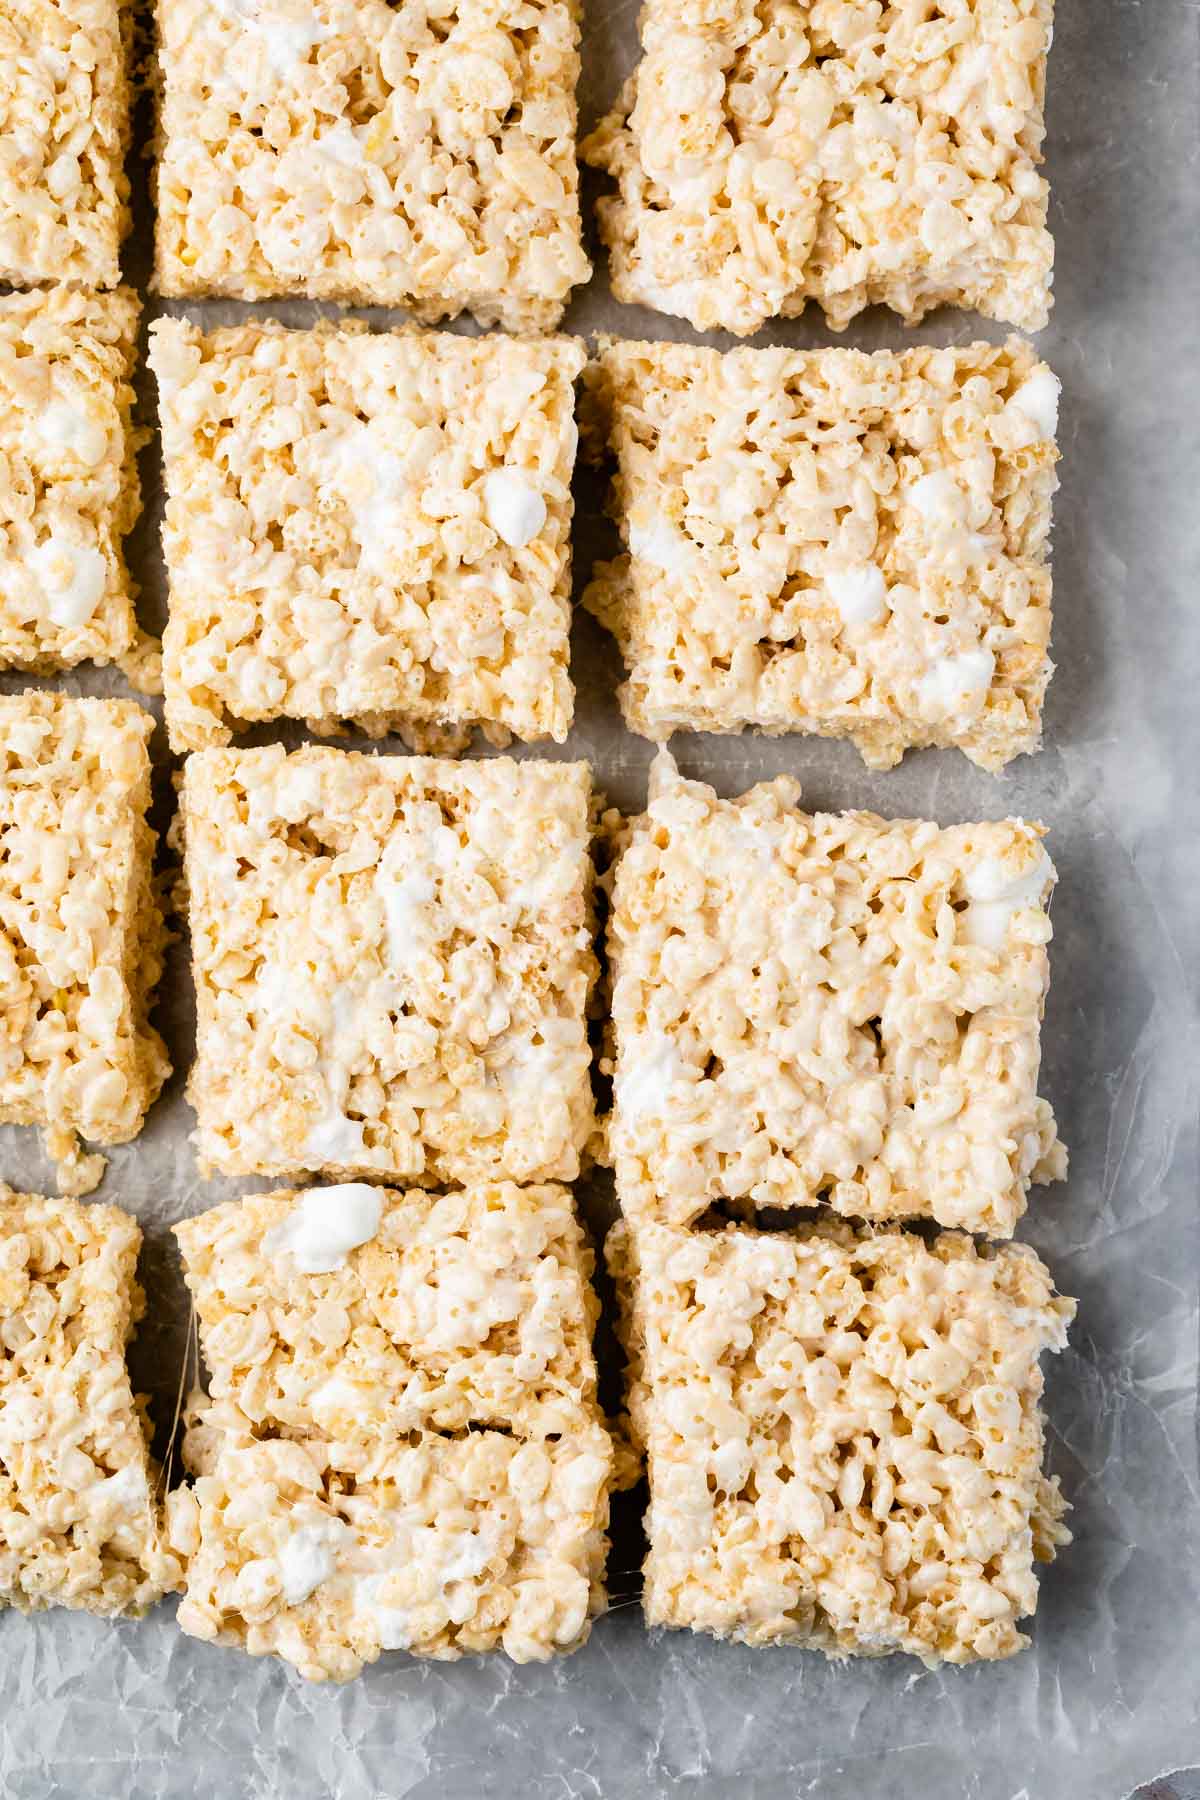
[
  {"x1": 149, "y1": 317, "x2": 583, "y2": 753},
  {"x1": 0, "y1": 692, "x2": 170, "y2": 1195},
  {"x1": 174, "y1": 1181, "x2": 603, "y2": 1445},
  {"x1": 0, "y1": 0, "x2": 132, "y2": 288},
  {"x1": 583, "y1": 336, "x2": 1059, "y2": 772},
  {"x1": 0, "y1": 287, "x2": 150, "y2": 679},
  {"x1": 610, "y1": 1215, "x2": 1074, "y2": 1663},
  {"x1": 166, "y1": 1416, "x2": 613, "y2": 1679},
  {"x1": 152, "y1": 0, "x2": 591, "y2": 331},
  {"x1": 605, "y1": 752, "x2": 1064, "y2": 1236},
  {"x1": 0, "y1": 1186, "x2": 181, "y2": 1615},
  {"x1": 180, "y1": 745, "x2": 597, "y2": 1187},
  {"x1": 583, "y1": 0, "x2": 1055, "y2": 336}
]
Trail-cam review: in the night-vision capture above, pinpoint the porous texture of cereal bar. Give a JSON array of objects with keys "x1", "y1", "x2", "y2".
[
  {"x1": 583, "y1": 337, "x2": 1059, "y2": 772},
  {"x1": 583, "y1": 0, "x2": 1054, "y2": 336},
  {"x1": 174, "y1": 1182, "x2": 602, "y2": 1442},
  {"x1": 167, "y1": 1181, "x2": 613, "y2": 1679},
  {"x1": 149, "y1": 317, "x2": 583, "y2": 753},
  {"x1": 0, "y1": 693, "x2": 170, "y2": 1196},
  {"x1": 0, "y1": 0, "x2": 132, "y2": 288},
  {"x1": 169, "y1": 1422, "x2": 612, "y2": 1678},
  {"x1": 0, "y1": 287, "x2": 151, "y2": 679},
  {"x1": 152, "y1": 0, "x2": 590, "y2": 330},
  {"x1": 610, "y1": 1216, "x2": 1074, "y2": 1663},
  {"x1": 180, "y1": 745, "x2": 597, "y2": 1187},
  {"x1": 0, "y1": 1187, "x2": 181, "y2": 1615},
  {"x1": 605, "y1": 752, "x2": 1064, "y2": 1236}
]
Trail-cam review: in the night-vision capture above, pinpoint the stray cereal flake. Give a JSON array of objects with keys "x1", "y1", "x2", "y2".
[
  {"x1": 153, "y1": 0, "x2": 591, "y2": 330},
  {"x1": 606, "y1": 752, "x2": 1064, "y2": 1236},
  {"x1": 584, "y1": 336, "x2": 1059, "y2": 772},
  {"x1": 0, "y1": 692, "x2": 170, "y2": 1194},
  {"x1": 181, "y1": 745, "x2": 596, "y2": 1188},
  {"x1": 611, "y1": 1216, "x2": 1074, "y2": 1663},
  {"x1": 583, "y1": 0, "x2": 1055, "y2": 336},
  {"x1": 0, "y1": 1186, "x2": 181, "y2": 1616},
  {"x1": 149, "y1": 317, "x2": 583, "y2": 752}
]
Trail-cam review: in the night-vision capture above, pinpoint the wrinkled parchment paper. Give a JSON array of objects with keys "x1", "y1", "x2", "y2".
[{"x1": 1, "y1": 1, "x2": 1198, "y2": 1795}]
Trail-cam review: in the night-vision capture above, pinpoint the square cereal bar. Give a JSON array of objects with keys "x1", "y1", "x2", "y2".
[
  {"x1": 0, "y1": 693, "x2": 170, "y2": 1196},
  {"x1": 168, "y1": 1418, "x2": 613, "y2": 1678},
  {"x1": 152, "y1": 0, "x2": 590, "y2": 330},
  {"x1": 605, "y1": 752, "x2": 1064, "y2": 1236},
  {"x1": 583, "y1": 0, "x2": 1054, "y2": 336},
  {"x1": 0, "y1": 1187, "x2": 180, "y2": 1615},
  {"x1": 0, "y1": 287, "x2": 149, "y2": 679},
  {"x1": 167, "y1": 1178, "x2": 612, "y2": 1677},
  {"x1": 584, "y1": 337, "x2": 1059, "y2": 772},
  {"x1": 149, "y1": 317, "x2": 583, "y2": 753},
  {"x1": 0, "y1": 0, "x2": 132, "y2": 288},
  {"x1": 180, "y1": 745, "x2": 596, "y2": 1186},
  {"x1": 610, "y1": 1216, "x2": 1074, "y2": 1663},
  {"x1": 174, "y1": 1181, "x2": 602, "y2": 1444}
]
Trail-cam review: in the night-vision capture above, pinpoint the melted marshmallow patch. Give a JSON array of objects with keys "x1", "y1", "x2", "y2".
[
  {"x1": 826, "y1": 564, "x2": 888, "y2": 628},
  {"x1": 483, "y1": 470, "x2": 547, "y2": 548},
  {"x1": 1007, "y1": 369, "x2": 1061, "y2": 441},
  {"x1": 918, "y1": 648, "x2": 995, "y2": 720},
  {"x1": 263, "y1": 1183, "x2": 383, "y2": 1273},
  {"x1": 278, "y1": 1520, "x2": 347, "y2": 1605},
  {"x1": 33, "y1": 397, "x2": 108, "y2": 468},
  {"x1": 616, "y1": 1035, "x2": 685, "y2": 1125},
  {"x1": 959, "y1": 846, "x2": 1054, "y2": 949},
  {"x1": 304, "y1": 1106, "x2": 367, "y2": 1165},
  {"x1": 628, "y1": 518, "x2": 693, "y2": 576},
  {"x1": 213, "y1": 0, "x2": 327, "y2": 74},
  {"x1": 29, "y1": 538, "x2": 107, "y2": 628},
  {"x1": 908, "y1": 470, "x2": 968, "y2": 529}
]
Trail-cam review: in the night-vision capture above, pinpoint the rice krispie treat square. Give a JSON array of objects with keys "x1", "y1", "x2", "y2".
[
  {"x1": 0, "y1": 1187, "x2": 180, "y2": 1616},
  {"x1": 167, "y1": 1416, "x2": 613, "y2": 1678},
  {"x1": 0, "y1": 693, "x2": 170, "y2": 1196},
  {"x1": 610, "y1": 1217, "x2": 1074, "y2": 1663},
  {"x1": 166, "y1": 1177, "x2": 613, "y2": 1678},
  {"x1": 149, "y1": 317, "x2": 584, "y2": 753},
  {"x1": 0, "y1": 0, "x2": 132, "y2": 288},
  {"x1": 152, "y1": 0, "x2": 590, "y2": 330},
  {"x1": 583, "y1": 0, "x2": 1055, "y2": 336},
  {"x1": 0, "y1": 287, "x2": 151, "y2": 679},
  {"x1": 180, "y1": 745, "x2": 597, "y2": 1187},
  {"x1": 174, "y1": 1181, "x2": 602, "y2": 1444},
  {"x1": 584, "y1": 337, "x2": 1060, "y2": 772},
  {"x1": 605, "y1": 753, "x2": 1064, "y2": 1237}
]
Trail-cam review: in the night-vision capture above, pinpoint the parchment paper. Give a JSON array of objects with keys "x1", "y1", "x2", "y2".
[{"x1": 1, "y1": 1, "x2": 1198, "y2": 1795}]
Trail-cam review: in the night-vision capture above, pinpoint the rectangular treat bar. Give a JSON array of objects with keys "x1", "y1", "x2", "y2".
[
  {"x1": 168, "y1": 1419, "x2": 613, "y2": 1678},
  {"x1": 167, "y1": 1179, "x2": 613, "y2": 1678},
  {"x1": 174, "y1": 1181, "x2": 602, "y2": 1443},
  {"x1": 0, "y1": 0, "x2": 132, "y2": 288},
  {"x1": 152, "y1": 0, "x2": 590, "y2": 330},
  {"x1": 605, "y1": 752, "x2": 1064, "y2": 1237},
  {"x1": 610, "y1": 1216, "x2": 1074, "y2": 1664},
  {"x1": 0, "y1": 287, "x2": 148, "y2": 678},
  {"x1": 149, "y1": 317, "x2": 583, "y2": 753},
  {"x1": 0, "y1": 693, "x2": 170, "y2": 1195},
  {"x1": 583, "y1": 0, "x2": 1054, "y2": 336},
  {"x1": 0, "y1": 1187, "x2": 179, "y2": 1615},
  {"x1": 584, "y1": 337, "x2": 1059, "y2": 772},
  {"x1": 180, "y1": 745, "x2": 596, "y2": 1187}
]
